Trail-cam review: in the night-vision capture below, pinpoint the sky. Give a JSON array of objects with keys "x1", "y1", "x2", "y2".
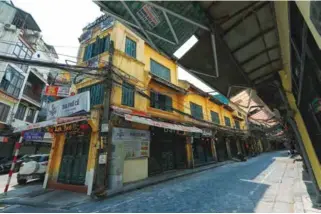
[{"x1": 12, "y1": 0, "x2": 216, "y2": 93}]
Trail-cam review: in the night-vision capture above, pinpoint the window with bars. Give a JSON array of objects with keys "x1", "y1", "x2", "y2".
[
  {"x1": 122, "y1": 82, "x2": 135, "y2": 107},
  {"x1": 0, "y1": 65, "x2": 24, "y2": 98},
  {"x1": 13, "y1": 40, "x2": 33, "y2": 72},
  {"x1": 125, "y1": 37, "x2": 136, "y2": 58},
  {"x1": 150, "y1": 59, "x2": 171, "y2": 82},
  {"x1": 150, "y1": 91, "x2": 172, "y2": 112},
  {"x1": 15, "y1": 104, "x2": 27, "y2": 120},
  {"x1": 235, "y1": 120, "x2": 240, "y2": 129},
  {"x1": 83, "y1": 35, "x2": 110, "y2": 61},
  {"x1": 224, "y1": 116, "x2": 231, "y2": 127},
  {"x1": 190, "y1": 102, "x2": 203, "y2": 120},
  {"x1": 211, "y1": 111, "x2": 220, "y2": 124},
  {"x1": 0, "y1": 102, "x2": 10, "y2": 123}
]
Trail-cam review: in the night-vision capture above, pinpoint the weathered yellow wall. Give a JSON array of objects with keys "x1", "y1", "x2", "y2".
[
  {"x1": 123, "y1": 158, "x2": 148, "y2": 183},
  {"x1": 207, "y1": 100, "x2": 223, "y2": 124},
  {"x1": 220, "y1": 107, "x2": 234, "y2": 128},
  {"x1": 183, "y1": 90, "x2": 210, "y2": 121},
  {"x1": 144, "y1": 45, "x2": 178, "y2": 85},
  {"x1": 47, "y1": 134, "x2": 65, "y2": 182}
]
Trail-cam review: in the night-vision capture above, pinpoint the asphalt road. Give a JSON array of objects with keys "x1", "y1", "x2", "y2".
[{"x1": 70, "y1": 150, "x2": 298, "y2": 213}]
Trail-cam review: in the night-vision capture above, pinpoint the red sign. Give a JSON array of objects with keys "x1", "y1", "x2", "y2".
[{"x1": 45, "y1": 86, "x2": 70, "y2": 97}]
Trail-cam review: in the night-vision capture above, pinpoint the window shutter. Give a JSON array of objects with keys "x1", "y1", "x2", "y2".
[
  {"x1": 165, "y1": 96, "x2": 172, "y2": 111},
  {"x1": 104, "y1": 36, "x2": 110, "y2": 52},
  {"x1": 150, "y1": 91, "x2": 155, "y2": 107}
]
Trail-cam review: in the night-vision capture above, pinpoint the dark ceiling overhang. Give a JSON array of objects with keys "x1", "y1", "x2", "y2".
[{"x1": 94, "y1": 1, "x2": 283, "y2": 102}]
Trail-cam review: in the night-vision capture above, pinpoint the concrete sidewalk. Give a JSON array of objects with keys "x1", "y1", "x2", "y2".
[{"x1": 0, "y1": 160, "x2": 233, "y2": 211}]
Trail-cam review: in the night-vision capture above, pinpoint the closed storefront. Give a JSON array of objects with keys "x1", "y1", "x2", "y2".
[
  {"x1": 149, "y1": 127, "x2": 187, "y2": 175},
  {"x1": 216, "y1": 133, "x2": 228, "y2": 162},
  {"x1": 192, "y1": 137, "x2": 213, "y2": 165}
]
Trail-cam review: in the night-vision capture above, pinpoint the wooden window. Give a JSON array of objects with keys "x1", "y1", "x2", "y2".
[
  {"x1": 122, "y1": 82, "x2": 135, "y2": 107},
  {"x1": 224, "y1": 116, "x2": 231, "y2": 127},
  {"x1": 211, "y1": 111, "x2": 220, "y2": 124},
  {"x1": 125, "y1": 37, "x2": 136, "y2": 58},
  {"x1": 150, "y1": 91, "x2": 172, "y2": 111},
  {"x1": 235, "y1": 120, "x2": 240, "y2": 129},
  {"x1": 150, "y1": 59, "x2": 171, "y2": 81},
  {"x1": 190, "y1": 102, "x2": 203, "y2": 120}
]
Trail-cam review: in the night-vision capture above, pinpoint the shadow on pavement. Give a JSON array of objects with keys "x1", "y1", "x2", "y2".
[{"x1": 72, "y1": 152, "x2": 285, "y2": 213}]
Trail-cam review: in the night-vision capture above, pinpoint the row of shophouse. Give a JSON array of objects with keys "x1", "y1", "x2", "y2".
[
  {"x1": 39, "y1": 16, "x2": 279, "y2": 195},
  {"x1": 0, "y1": 1, "x2": 57, "y2": 157}
]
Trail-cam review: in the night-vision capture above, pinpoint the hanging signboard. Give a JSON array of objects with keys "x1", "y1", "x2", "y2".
[
  {"x1": 45, "y1": 86, "x2": 71, "y2": 97},
  {"x1": 112, "y1": 128, "x2": 150, "y2": 159},
  {"x1": 48, "y1": 123, "x2": 81, "y2": 134},
  {"x1": 23, "y1": 132, "x2": 45, "y2": 141},
  {"x1": 202, "y1": 129, "x2": 213, "y2": 137},
  {"x1": 46, "y1": 91, "x2": 90, "y2": 120}
]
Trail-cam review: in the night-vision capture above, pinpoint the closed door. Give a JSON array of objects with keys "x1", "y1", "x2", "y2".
[{"x1": 58, "y1": 135, "x2": 90, "y2": 185}]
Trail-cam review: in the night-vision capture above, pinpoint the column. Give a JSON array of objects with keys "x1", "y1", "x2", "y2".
[
  {"x1": 186, "y1": 136, "x2": 194, "y2": 168},
  {"x1": 225, "y1": 137, "x2": 232, "y2": 159},
  {"x1": 210, "y1": 138, "x2": 218, "y2": 162},
  {"x1": 236, "y1": 138, "x2": 242, "y2": 154}
]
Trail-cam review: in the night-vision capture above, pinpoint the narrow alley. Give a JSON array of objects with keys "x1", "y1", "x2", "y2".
[{"x1": 2, "y1": 151, "x2": 318, "y2": 213}]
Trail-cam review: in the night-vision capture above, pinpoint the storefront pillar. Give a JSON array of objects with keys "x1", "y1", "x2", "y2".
[
  {"x1": 236, "y1": 138, "x2": 242, "y2": 154},
  {"x1": 186, "y1": 136, "x2": 194, "y2": 168},
  {"x1": 225, "y1": 138, "x2": 232, "y2": 159},
  {"x1": 211, "y1": 138, "x2": 218, "y2": 162}
]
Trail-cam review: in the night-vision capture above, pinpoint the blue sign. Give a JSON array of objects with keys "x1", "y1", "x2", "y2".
[{"x1": 23, "y1": 132, "x2": 45, "y2": 141}]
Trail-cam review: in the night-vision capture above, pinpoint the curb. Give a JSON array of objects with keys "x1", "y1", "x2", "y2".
[{"x1": 94, "y1": 160, "x2": 234, "y2": 200}]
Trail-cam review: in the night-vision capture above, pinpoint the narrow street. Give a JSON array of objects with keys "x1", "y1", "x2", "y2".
[
  {"x1": 1, "y1": 151, "x2": 319, "y2": 213},
  {"x1": 66, "y1": 150, "x2": 315, "y2": 213}
]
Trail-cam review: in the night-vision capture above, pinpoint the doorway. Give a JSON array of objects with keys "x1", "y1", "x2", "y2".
[{"x1": 58, "y1": 134, "x2": 90, "y2": 185}]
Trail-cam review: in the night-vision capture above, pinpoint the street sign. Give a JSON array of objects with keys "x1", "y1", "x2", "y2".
[
  {"x1": 45, "y1": 85, "x2": 71, "y2": 97},
  {"x1": 23, "y1": 132, "x2": 45, "y2": 141}
]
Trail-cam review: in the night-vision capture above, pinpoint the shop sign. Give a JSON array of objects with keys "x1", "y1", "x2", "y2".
[
  {"x1": 124, "y1": 114, "x2": 202, "y2": 133},
  {"x1": 14, "y1": 119, "x2": 57, "y2": 133},
  {"x1": 23, "y1": 132, "x2": 45, "y2": 141},
  {"x1": 48, "y1": 123, "x2": 81, "y2": 134},
  {"x1": 45, "y1": 86, "x2": 71, "y2": 97},
  {"x1": 46, "y1": 91, "x2": 90, "y2": 120},
  {"x1": 112, "y1": 128, "x2": 150, "y2": 159},
  {"x1": 202, "y1": 129, "x2": 213, "y2": 137}
]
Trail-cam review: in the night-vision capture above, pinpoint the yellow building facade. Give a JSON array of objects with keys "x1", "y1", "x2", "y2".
[{"x1": 45, "y1": 16, "x2": 251, "y2": 195}]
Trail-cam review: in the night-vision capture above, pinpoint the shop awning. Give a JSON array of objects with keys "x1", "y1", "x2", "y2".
[
  {"x1": 13, "y1": 116, "x2": 89, "y2": 133},
  {"x1": 124, "y1": 114, "x2": 203, "y2": 133}
]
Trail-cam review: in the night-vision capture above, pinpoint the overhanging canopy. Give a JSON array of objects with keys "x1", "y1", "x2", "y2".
[{"x1": 95, "y1": 1, "x2": 283, "y2": 98}]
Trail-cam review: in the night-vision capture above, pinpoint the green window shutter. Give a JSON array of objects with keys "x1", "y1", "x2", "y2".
[
  {"x1": 104, "y1": 36, "x2": 110, "y2": 52},
  {"x1": 122, "y1": 82, "x2": 134, "y2": 107},
  {"x1": 125, "y1": 37, "x2": 136, "y2": 58},
  {"x1": 165, "y1": 96, "x2": 172, "y2": 111},
  {"x1": 150, "y1": 59, "x2": 171, "y2": 81},
  {"x1": 150, "y1": 91, "x2": 155, "y2": 107},
  {"x1": 211, "y1": 111, "x2": 220, "y2": 124}
]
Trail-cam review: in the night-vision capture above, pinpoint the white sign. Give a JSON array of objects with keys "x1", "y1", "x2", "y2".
[
  {"x1": 46, "y1": 91, "x2": 90, "y2": 120},
  {"x1": 202, "y1": 129, "x2": 213, "y2": 136},
  {"x1": 99, "y1": 153, "x2": 107, "y2": 164},
  {"x1": 112, "y1": 128, "x2": 150, "y2": 159}
]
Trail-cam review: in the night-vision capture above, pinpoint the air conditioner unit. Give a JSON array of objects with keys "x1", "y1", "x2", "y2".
[{"x1": 4, "y1": 23, "x2": 16, "y2": 32}]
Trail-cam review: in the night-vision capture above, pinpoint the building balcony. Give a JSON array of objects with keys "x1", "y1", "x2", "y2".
[{"x1": 22, "y1": 84, "x2": 42, "y2": 107}]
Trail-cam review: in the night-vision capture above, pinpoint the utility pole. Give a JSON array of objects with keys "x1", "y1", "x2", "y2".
[{"x1": 94, "y1": 40, "x2": 114, "y2": 196}]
